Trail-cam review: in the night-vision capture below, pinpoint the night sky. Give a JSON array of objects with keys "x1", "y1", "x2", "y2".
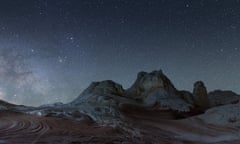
[{"x1": 0, "y1": 0, "x2": 240, "y2": 106}]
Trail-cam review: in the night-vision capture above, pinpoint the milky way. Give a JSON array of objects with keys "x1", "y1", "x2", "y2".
[{"x1": 0, "y1": 0, "x2": 240, "y2": 106}]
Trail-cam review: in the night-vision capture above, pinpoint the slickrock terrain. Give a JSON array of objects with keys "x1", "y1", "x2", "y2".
[{"x1": 0, "y1": 69, "x2": 239, "y2": 144}]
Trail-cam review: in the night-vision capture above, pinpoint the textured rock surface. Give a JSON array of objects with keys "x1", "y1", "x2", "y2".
[
  {"x1": 68, "y1": 80, "x2": 128, "y2": 125},
  {"x1": 0, "y1": 111, "x2": 136, "y2": 144},
  {"x1": 178, "y1": 90, "x2": 194, "y2": 104},
  {"x1": 193, "y1": 81, "x2": 209, "y2": 112},
  {"x1": 1, "y1": 107, "x2": 239, "y2": 144},
  {"x1": 124, "y1": 70, "x2": 191, "y2": 112},
  {"x1": 79, "y1": 80, "x2": 124, "y2": 96},
  {"x1": 197, "y1": 103, "x2": 240, "y2": 127},
  {"x1": 124, "y1": 70, "x2": 177, "y2": 99},
  {"x1": 68, "y1": 81, "x2": 127, "y2": 125},
  {"x1": 208, "y1": 90, "x2": 240, "y2": 107}
]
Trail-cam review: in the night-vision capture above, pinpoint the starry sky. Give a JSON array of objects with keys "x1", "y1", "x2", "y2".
[{"x1": 0, "y1": 0, "x2": 240, "y2": 106}]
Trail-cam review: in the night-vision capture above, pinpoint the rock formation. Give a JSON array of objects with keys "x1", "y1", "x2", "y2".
[
  {"x1": 208, "y1": 90, "x2": 240, "y2": 107},
  {"x1": 124, "y1": 70, "x2": 177, "y2": 99},
  {"x1": 68, "y1": 70, "x2": 193, "y2": 125},
  {"x1": 124, "y1": 70, "x2": 191, "y2": 112},
  {"x1": 80, "y1": 80, "x2": 125, "y2": 96},
  {"x1": 69, "y1": 80, "x2": 129, "y2": 125},
  {"x1": 193, "y1": 81, "x2": 209, "y2": 112}
]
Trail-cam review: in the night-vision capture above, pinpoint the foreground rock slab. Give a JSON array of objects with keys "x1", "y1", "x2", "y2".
[{"x1": 0, "y1": 106, "x2": 239, "y2": 144}]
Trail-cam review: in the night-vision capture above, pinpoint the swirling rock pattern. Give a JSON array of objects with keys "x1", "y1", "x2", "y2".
[
  {"x1": 0, "y1": 111, "x2": 136, "y2": 144},
  {"x1": 0, "y1": 109, "x2": 239, "y2": 144}
]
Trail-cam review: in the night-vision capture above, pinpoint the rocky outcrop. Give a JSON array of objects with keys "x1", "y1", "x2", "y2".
[
  {"x1": 80, "y1": 80, "x2": 125, "y2": 96},
  {"x1": 124, "y1": 70, "x2": 177, "y2": 100},
  {"x1": 124, "y1": 70, "x2": 191, "y2": 112},
  {"x1": 197, "y1": 103, "x2": 240, "y2": 127},
  {"x1": 193, "y1": 81, "x2": 209, "y2": 112},
  {"x1": 208, "y1": 90, "x2": 240, "y2": 107},
  {"x1": 68, "y1": 70, "x2": 193, "y2": 125},
  {"x1": 69, "y1": 80, "x2": 131, "y2": 125}
]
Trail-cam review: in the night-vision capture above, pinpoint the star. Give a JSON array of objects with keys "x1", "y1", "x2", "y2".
[
  {"x1": 58, "y1": 58, "x2": 63, "y2": 63},
  {"x1": 1, "y1": 26, "x2": 6, "y2": 30},
  {"x1": 230, "y1": 25, "x2": 237, "y2": 29},
  {"x1": 66, "y1": 36, "x2": 75, "y2": 43},
  {"x1": 58, "y1": 56, "x2": 68, "y2": 63}
]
